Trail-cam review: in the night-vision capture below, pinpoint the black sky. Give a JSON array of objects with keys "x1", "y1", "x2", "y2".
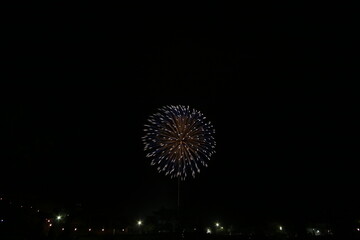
[{"x1": 2, "y1": 3, "x2": 357, "y2": 226}]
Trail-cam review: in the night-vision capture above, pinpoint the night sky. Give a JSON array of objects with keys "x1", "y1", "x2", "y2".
[{"x1": 2, "y1": 3, "x2": 357, "y2": 228}]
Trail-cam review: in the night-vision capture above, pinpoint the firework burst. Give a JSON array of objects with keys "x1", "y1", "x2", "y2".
[{"x1": 142, "y1": 105, "x2": 216, "y2": 180}]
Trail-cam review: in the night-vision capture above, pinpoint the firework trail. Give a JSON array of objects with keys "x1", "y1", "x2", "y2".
[{"x1": 142, "y1": 105, "x2": 216, "y2": 180}]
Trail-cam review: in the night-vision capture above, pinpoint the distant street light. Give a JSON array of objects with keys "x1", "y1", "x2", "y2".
[
  {"x1": 279, "y1": 226, "x2": 283, "y2": 231},
  {"x1": 215, "y1": 222, "x2": 220, "y2": 227},
  {"x1": 137, "y1": 220, "x2": 143, "y2": 234},
  {"x1": 57, "y1": 215, "x2": 62, "y2": 220}
]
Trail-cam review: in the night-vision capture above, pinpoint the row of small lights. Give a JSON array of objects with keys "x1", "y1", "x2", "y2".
[
  {"x1": 207, "y1": 222, "x2": 288, "y2": 234},
  {"x1": 0, "y1": 196, "x2": 41, "y2": 213},
  {"x1": 0, "y1": 196, "x2": 120, "y2": 231},
  {"x1": 1, "y1": 196, "x2": 41, "y2": 224},
  {"x1": 2, "y1": 196, "x2": 360, "y2": 233},
  {"x1": 53, "y1": 227, "x2": 126, "y2": 232},
  {"x1": 46, "y1": 214, "x2": 138, "y2": 233},
  {"x1": 205, "y1": 223, "x2": 360, "y2": 235},
  {"x1": 56, "y1": 220, "x2": 140, "y2": 232}
]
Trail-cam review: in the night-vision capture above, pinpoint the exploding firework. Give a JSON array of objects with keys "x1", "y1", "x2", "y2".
[{"x1": 142, "y1": 105, "x2": 216, "y2": 180}]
